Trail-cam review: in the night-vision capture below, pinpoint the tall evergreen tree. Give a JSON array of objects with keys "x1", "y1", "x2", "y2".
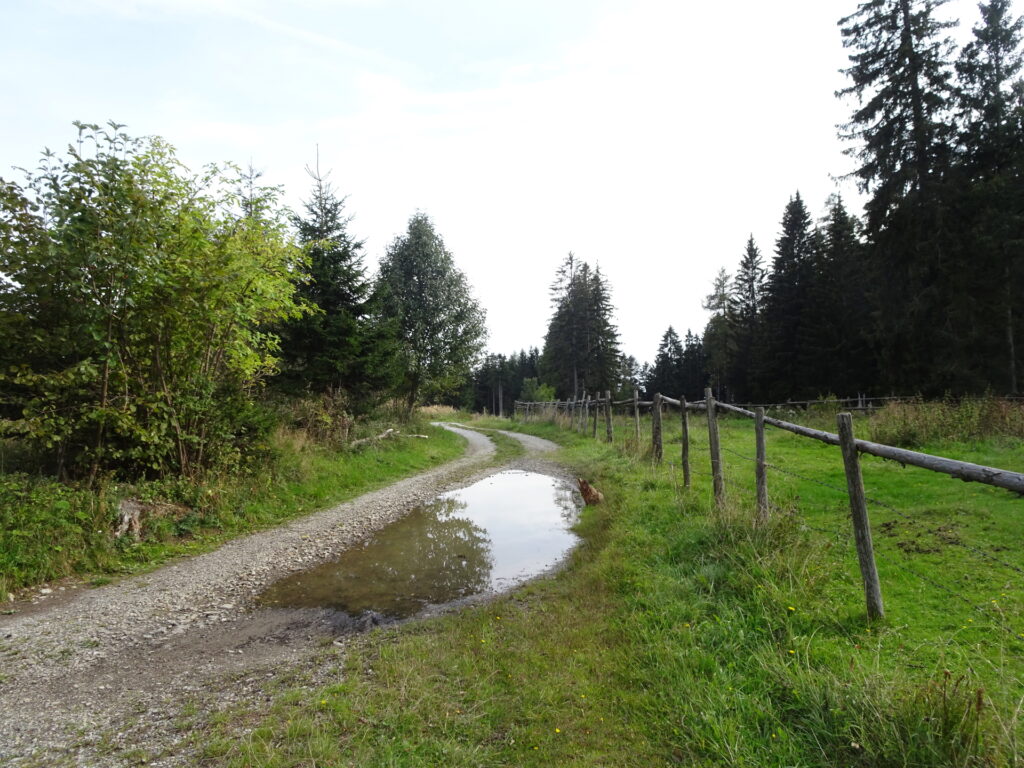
[
  {"x1": 614, "y1": 354, "x2": 643, "y2": 400},
  {"x1": 277, "y1": 163, "x2": 399, "y2": 407},
  {"x1": 730, "y1": 236, "x2": 765, "y2": 400},
  {"x1": 795, "y1": 198, "x2": 875, "y2": 397},
  {"x1": 647, "y1": 326, "x2": 685, "y2": 398},
  {"x1": 701, "y1": 268, "x2": 737, "y2": 399},
  {"x1": 759, "y1": 193, "x2": 816, "y2": 400},
  {"x1": 838, "y1": 0, "x2": 959, "y2": 392},
  {"x1": 839, "y1": 0, "x2": 957, "y2": 229},
  {"x1": 540, "y1": 254, "x2": 620, "y2": 398},
  {"x1": 956, "y1": 0, "x2": 1024, "y2": 172},
  {"x1": 952, "y1": 0, "x2": 1024, "y2": 391},
  {"x1": 679, "y1": 330, "x2": 707, "y2": 400},
  {"x1": 587, "y1": 266, "x2": 621, "y2": 394}
]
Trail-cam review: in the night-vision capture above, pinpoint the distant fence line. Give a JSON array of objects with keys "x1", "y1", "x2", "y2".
[{"x1": 513, "y1": 390, "x2": 1024, "y2": 623}]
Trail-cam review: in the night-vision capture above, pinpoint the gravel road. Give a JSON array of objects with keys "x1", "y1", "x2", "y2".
[{"x1": 0, "y1": 424, "x2": 564, "y2": 767}]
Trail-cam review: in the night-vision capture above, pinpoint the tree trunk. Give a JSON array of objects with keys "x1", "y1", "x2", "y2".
[{"x1": 1007, "y1": 265, "x2": 1018, "y2": 393}]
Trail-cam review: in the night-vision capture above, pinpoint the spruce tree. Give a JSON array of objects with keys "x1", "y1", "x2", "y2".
[
  {"x1": 701, "y1": 268, "x2": 737, "y2": 400},
  {"x1": 730, "y1": 236, "x2": 765, "y2": 400},
  {"x1": 838, "y1": 0, "x2": 958, "y2": 392},
  {"x1": 838, "y1": 0, "x2": 957, "y2": 229},
  {"x1": 540, "y1": 255, "x2": 621, "y2": 398},
  {"x1": 956, "y1": 0, "x2": 1023, "y2": 172},
  {"x1": 826, "y1": 197, "x2": 876, "y2": 394},
  {"x1": 759, "y1": 193, "x2": 816, "y2": 400},
  {"x1": 680, "y1": 330, "x2": 707, "y2": 400},
  {"x1": 277, "y1": 163, "x2": 399, "y2": 408},
  {"x1": 586, "y1": 266, "x2": 622, "y2": 394},
  {"x1": 647, "y1": 326, "x2": 685, "y2": 398},
  {"x1": 953, "y1": 0, "x2": 1024, "y2": 392}
]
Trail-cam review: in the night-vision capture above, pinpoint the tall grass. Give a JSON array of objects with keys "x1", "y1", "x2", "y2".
[{"x1": 868, "y1": 396, "x2": 1024, "y2": 447}]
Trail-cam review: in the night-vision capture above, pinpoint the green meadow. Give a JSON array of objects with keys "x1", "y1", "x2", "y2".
[{"x1": 194, "y1": 405, "x2": 1023, "y2": 767}]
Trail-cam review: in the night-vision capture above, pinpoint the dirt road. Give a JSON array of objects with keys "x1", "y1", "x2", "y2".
[{"x1": 0, "y1": 424, "x2": 563, "y2": 766}]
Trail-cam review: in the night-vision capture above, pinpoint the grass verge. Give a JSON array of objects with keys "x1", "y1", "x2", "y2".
[
  {"x1": 0, "y1": 422, "x2": 466, "y2": 596},
  {"x1": 192, "y1": 412, "x2": 1023, "y2": 766}
]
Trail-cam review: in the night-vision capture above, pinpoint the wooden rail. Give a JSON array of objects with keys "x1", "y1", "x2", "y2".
[
  {"x1": 512, "y1": 392, "x2": 1024, "y2": 621},
  {"x1": 714, "y1": 401, "x2": 1024, "y2": 495}
]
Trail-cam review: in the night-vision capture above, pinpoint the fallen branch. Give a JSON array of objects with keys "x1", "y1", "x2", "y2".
[{"x1": 349, "y1": 428, "x2": 397, "y2": 449}]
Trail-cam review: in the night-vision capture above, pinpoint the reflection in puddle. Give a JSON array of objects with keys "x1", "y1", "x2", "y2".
[{"x1": 258, "y1": 471, "x2": 580, "y2": 619}]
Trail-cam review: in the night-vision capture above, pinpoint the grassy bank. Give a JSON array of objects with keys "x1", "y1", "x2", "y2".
[
  {"x1": 193, "y1": 410, "x2": 1022, "y2": 767},
  {"x1": 0, "y1": 422, "x2": 466, "y2": 596}
]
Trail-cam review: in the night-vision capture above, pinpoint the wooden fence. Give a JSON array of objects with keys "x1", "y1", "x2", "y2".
[{"x1": 513, "y1": 390, "x2": 1024, "y2": 622}]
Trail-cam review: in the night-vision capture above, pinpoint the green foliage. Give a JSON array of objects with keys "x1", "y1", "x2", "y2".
[
  {"x1": 646, "y1": 326, "x2": 685, "y2": 398},
  {"x1": 756, "y1": 192, "x2": 816, "y2": 401},
  {"x1": 701, "y1": 267, "x2": 737, "y2": 399},
  {"x1": 0, "y1": 421, "x2": 465, "y2": 595},
  {"x1": 678, "y1": 2, "x2": 1022, "y2": 401},
  {"x1": 729, "y1": 236, "x2": 765, "y2": 401},
  {"x1": 838, "y1": 0, "x2": 957, "y2": 228},
  {"x1": 0, "y1": 474, "x2": 116, "y2": 591},
  {"x1": 376, "y1": 213, "x2": 487, "y2": 410},
  {"x1": 469, "y1": 349, "x2": 542, "y2": 413},
  {"x1": 519, "y1": 377, "x2": 555, "y2": 403},
  {"x1": 540, "y1": 253, "x2": 621, "y2": 399},
  {"x1": 275, "y1": 163, "x2": 401, "y2": 410},
  {"x1": 0, "y1": 122, "x2": 308, "y2": 478}
]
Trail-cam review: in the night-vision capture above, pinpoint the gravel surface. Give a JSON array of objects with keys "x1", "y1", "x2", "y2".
[{"x1": 0, "y1": 424, "x2": 565, "y2": 767}]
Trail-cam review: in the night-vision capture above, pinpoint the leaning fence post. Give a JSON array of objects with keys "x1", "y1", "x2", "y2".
[
  {"x1": 604, "y1": 390, "x2": 613, "y2": 442},
  {"x1": 755, "y1": 407, "x2": 768, "y2": 521},
  {"x1": 837, "y1": 412, "x2": 885, "y2": 621},
  {"x1": 633, "y1": 389, "x2": 641, "y2": 448},
  {"x1": 705, "y1": 387, "x2": 725, "y2": 508},
  {"x1": 651, "y1": 392, "x2": 663, "y2": 462},
  {"x1": 680, "y1": 396, "x2": 691, "y2": 488}
]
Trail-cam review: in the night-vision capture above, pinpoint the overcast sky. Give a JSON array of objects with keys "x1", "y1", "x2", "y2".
[{"x1": 0, "y1": 0, "x2": 998, "y2": 364}]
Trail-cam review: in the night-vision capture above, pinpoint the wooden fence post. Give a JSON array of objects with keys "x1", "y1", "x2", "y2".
[
  {"x1": 680, "y1": 396, "x2": 691, "y2": 488},
  {"x1": 604, "y1": 390, "x2": 613, "y2": 443},
  {"x1": 633, "y1": 389, "x2": 641, "y2": 447},
  {"x1": 837, "y1": 412, "x2": 884, "y2": 621},
  {"x1": 498, "y1": 381, "x2": 504, "y2": 418},
  {"x1": 651, "y1": 392, "x2": 663, "y2": 462},
  {"x1": 705, "y1": 387, "x2": 725, "y2": 508},
  {"x1": 755, "y1": 407, "x2": 768, "y2": 521},
  {"x1": 591, "y1": 396, "x2": 599, "y2": 438}
]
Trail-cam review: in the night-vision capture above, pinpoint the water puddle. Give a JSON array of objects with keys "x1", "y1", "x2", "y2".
[{"x1": 258, "y1": 471, "x2": 580, "y2": 621}]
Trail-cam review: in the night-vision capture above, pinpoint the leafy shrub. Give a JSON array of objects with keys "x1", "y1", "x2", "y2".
[{"x1": 0, "y1": 122, "x2": 308, "y2": 480}]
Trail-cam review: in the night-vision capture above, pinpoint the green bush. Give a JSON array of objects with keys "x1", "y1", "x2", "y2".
[{"x1": 0, "y1": 122, "x2": 308, "y2": 479}]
